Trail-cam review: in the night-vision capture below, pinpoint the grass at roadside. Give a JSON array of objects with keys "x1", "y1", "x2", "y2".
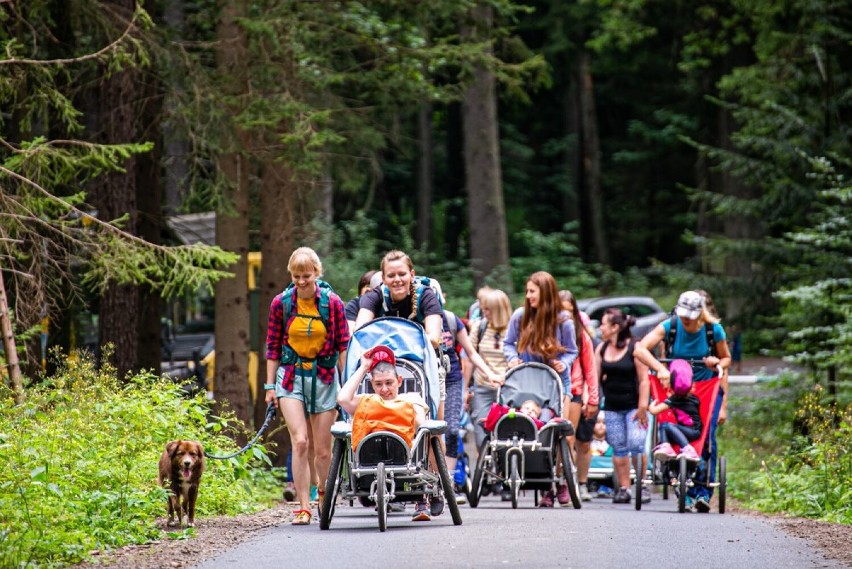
[
  {"x1": 0, "y1": 353, "x2": 283, "y2": 568},
  {"x1": 721, "y1": 372, "x2": 851, "y2": 524}
]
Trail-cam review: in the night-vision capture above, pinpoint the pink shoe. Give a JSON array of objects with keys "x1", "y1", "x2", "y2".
[
  {"x1": 538, "y1": 490, "x2": 555, "y2": 508},
  {"x1": 555, "y1": 484, "x2": 570, "y2": 505},
  {"x1": 653, "y1": 443, "x2": 676, "y2": 461},
  {"x1": 678, "y1": 445, "x2": 700, "y2": 462}
]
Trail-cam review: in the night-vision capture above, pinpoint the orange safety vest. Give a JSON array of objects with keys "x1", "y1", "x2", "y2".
[{"x1": 351, "y1": 394, "x2": 417, "y2": 451}]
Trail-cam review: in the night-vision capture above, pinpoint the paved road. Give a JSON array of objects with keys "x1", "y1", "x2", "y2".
[{"x1": 193, "y1": 491, "x2": 842, "y2": 569}]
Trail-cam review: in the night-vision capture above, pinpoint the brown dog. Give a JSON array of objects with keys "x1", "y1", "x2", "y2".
[{"x1": 158, "y1": 440, "x2": 205, "y2": 528}]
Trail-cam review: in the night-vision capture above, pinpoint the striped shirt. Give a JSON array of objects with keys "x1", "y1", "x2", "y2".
[{"x1": 469, "y1": 319, "x2": 508, "y2": 387}]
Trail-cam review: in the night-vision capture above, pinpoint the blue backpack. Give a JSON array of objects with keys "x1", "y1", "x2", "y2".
[{"x1": 378, "y1": 275, "x2": 444, "y2": 322}]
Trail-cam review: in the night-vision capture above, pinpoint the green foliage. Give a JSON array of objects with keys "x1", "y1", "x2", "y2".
[
  {"x1": 723, "y1": 374, "x2": 852, "y2": 523},
  {"x1": 510, "y1": 222, "x2": 597, "y2": 295},
  {"x1": 0, "y1": 352, "x2": 277, "y2": 568},
  {"x1": 0, "y1": 2, "x2": 239, "y2": 339},
  {"x1": 774, "y1": 157, "x2": 851, "y2": 385}
]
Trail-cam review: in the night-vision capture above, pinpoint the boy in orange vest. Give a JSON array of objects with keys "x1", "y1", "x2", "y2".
[{"x1": 337, "y1": 345, "x2": 435, "y2": 521}]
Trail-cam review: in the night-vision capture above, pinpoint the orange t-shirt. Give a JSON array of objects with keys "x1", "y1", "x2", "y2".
[{"x1": 351, "y1": 394, "x2": 417, "y2": 451}]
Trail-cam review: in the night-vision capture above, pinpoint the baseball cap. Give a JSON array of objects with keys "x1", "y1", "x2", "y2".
[
  {"x1": 365, "y1": 345, "x2": 396, "y2": 372},
  {"x1": 674, "y1": 291, "x2": 704, "y2": 320},
  {"x1": 669, "y1": 359, "x2": 694, "y2": 397}
]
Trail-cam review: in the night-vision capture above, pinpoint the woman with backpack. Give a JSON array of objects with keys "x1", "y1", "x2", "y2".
[
  {"x1": 468, "y1": 288, "x2": 513, "y2": 449},
  {"x1": 354, "y1": 249, "x2": 443, "y2": 348},
  {"x1": 503, "y1": 271, "x2": 579, "y2": 507},
  {"x1": 634, "y1": 290, "x2": 730, "y2": 513},
  {"x1": 440, "y1": 302, "x2": 503, "y2": 507},
  {"x1": 595, "y1": 308, "x2": 650, "y2": 505},
  {"x1": 264, "y1": 247, "x2": 350, "y2": 525},
  {"x1": 559, "y1": 290, "x2": 600, "y2": 503}
]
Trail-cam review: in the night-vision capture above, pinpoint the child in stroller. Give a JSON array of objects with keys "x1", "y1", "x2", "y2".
[
  {"x1": 650, "y1": 359, "x2": 702, "y2": 462},
  {"x1": 323, "y1": 317, "x2": 463, "y2": 531},
  {"x1": 469, "y1": 362, "x2": 581, "y2": 509}
]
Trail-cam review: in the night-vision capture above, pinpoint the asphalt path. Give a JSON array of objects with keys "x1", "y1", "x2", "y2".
[{"x1": 192, "y1": 491, "x2": 843, "y2": 569}]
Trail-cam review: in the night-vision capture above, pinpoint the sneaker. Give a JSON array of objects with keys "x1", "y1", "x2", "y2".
[
  {"x1": 678, "y1": 445, "x2": 701, "y2": 462},
  {"x1": 538, "y1": 490, "x2": 555, "y2": 508},
  {"x1": 412, "y1": 501, "x2": 431, "y2": 522},
  {"x1": 455, "y1": 493, "x2": 468, "y2": 505},
  {"x1": 389, "y1": 502, "x2": 406, "y2": 513},
  {"x1": 612, "y1": 488, "x2": 631, "y2": 504},
  {"x1": 641, "y1": 487, "x2": 651, "y2": 504},
  {"x1": 430, "y1": 496, "x2": 445, "y2": 516},
  {"x1": 684, "y1": 495, "x2": 696, "y2": 512},
  {"x1": 597, "y1": 485, "x2": 613, "y2": 498},
  {"x1": 501, "y1": 489, "x2": 512, "y2": 502},
  {"x1": 695, "y1": 496, "x2": 711, "y2": 513},
  {"x1": 556, "y1": 483, "x2": 571, "y2": 505},
  {"x1": 653, "y1": 442, "x2": 676, "y2": 461},
  {"x1": 283, "y1": 482, "x2": 296, "y2": 501},
  {"x1": 579, "y1": 483, "x2": 592, "y2": 502}
]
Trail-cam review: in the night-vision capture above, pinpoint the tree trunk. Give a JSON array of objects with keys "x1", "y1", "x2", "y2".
[
  {"x1": 562, "y1": 79, "x2": 580, "y2": 225},
  {"x1": 416, "y1": 103, "x2": 434, "y2": 248},
  {"x1": 162, "y1": 0, "x2": 188, "y2": 215},
  {"x1": 136, "y1": 0, "x2": 165, "y2": 373},
  {"x1": 95, "y1": 0, "x2": 140, "y2": 379},
  {"x1": 256, "y1": 161, "x2": 299, "y2": 466},
  {"x1": 0, "y1": 269, "x2": 24, "y2": 404},
  {"x1": 213, "y1": 1, "x2": 252, "y2": 430},
  {"x1": 577, "y1": 49, "x2": 608, "y2": 265},
  {"x1": 462, "y1": 5, "x2": 511, "y2": 291}
]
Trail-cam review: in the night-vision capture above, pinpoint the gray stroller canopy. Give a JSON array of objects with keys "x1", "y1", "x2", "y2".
[{"x1": 499, "y1": 362, "x2": 564, "y2": 416}]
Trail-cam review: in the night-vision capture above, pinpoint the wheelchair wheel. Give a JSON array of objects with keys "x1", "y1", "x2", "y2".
[
  {"x1": 559, "y1": 437, "x2": 582, "y2": 509},
  {"x1": 376, "y1": 462, "x2": 388, "y2": 532},
  {"x1": 677, "y1": 455, "x2": 687, "y2": 514},
  {"x1": 431, "y1": 436, "x2": 463, "y2": 526},
  {"x1": 509, "y1": 454, "x2": 520, "y2": 509},
  {"x1": 320, "y1": 438, "x2": 346, "y2": 530},
  {"x1": 468, "y1": 440, "x2": 489, "y2": 508},
  {"x1": 718, "y1": 456, "x2": 727, "y2": 514},
  {"x1": 634, "y1": 455, "x2": 642, "y2": 511}
]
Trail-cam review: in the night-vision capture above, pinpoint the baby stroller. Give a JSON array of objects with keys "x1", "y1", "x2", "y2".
[
  {"x1": 319, "y1": 317, "x2": 463, "y2": 531},
  {"x1": 642, "y1": 360, "x2": 727, "y2": 513},
  {"x1": 468, "y1": 362, "x2": 582, "y2": 509}
]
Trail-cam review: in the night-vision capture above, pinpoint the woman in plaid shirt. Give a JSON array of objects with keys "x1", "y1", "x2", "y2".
[{"x1": 264, "y1": 247, "x2": 350, "y2": 525}]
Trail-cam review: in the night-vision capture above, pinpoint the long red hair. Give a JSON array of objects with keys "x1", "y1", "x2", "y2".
[{"x1": 517, "y1": 271, "x2": 566, "y2": 361}]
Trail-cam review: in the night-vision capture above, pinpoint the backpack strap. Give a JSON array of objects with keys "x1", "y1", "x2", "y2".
[
  {"x1": 705, "y1": 322, "x2": 717, "y2": 357},
  {"x1": 665, "y1": 314, "x2": 717, "y2": 358},
  {"x1": 473, "y1": 318, "x2": 488, "y2": 354},
  {"x1": 665, "y1": 315, "x2": 677, "y2": 359},
  {"x1": 445, "y1": 310, "x2": 458, "y2": 339},
  {"x1": 282, "y1": 281, "x2": 333, "y2": 335}
]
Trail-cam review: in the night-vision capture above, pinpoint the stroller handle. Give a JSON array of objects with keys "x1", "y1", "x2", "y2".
[{"x1": 652, "y1": 358, "x2": 723, "y2": 378}]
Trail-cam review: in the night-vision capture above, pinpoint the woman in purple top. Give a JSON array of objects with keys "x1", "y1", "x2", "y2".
[{"x1": 503, "y1": 271, "x2": 578, "y2": 506}]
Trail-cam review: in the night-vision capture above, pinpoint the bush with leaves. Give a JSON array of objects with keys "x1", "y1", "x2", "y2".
[
  {"x1": 0, "y1": 352, "x2": 277, "y2": 568},
  {"x1": 723, "y1": 373, "x2": 851, "y2": 524}
]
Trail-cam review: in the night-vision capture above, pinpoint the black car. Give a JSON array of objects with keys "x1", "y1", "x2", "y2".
[{"x1": 577, "y1": 296, "x2": 668, "y2": 340}]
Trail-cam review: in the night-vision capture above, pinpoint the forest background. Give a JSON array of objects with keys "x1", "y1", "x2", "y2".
[{"x1": 0, "y1": 1, "x2": 850, "y2": 564}]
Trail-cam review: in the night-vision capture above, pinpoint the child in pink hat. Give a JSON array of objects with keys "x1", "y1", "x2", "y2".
[{"x1": 649, "y1": 359, "x2": 703, "y2": 461}]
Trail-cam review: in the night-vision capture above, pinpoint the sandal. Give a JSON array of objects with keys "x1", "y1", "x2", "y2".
[{"x1": 291, "y1": 509, "x2": 312, "y2": 525}]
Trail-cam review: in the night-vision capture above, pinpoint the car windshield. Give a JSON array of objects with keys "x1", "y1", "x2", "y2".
[{"x1": 589, "y1": 303, "x2": 657, "y2": 321}]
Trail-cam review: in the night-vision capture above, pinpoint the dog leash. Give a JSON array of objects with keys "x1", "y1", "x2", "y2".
[{"x1": 204, "y1": 402, "x2": 277, "y2": 460}]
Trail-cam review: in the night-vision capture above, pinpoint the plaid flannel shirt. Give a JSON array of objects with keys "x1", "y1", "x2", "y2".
[{"x1": 265, "y1": 287, "x2": 350, "y2": 391}]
